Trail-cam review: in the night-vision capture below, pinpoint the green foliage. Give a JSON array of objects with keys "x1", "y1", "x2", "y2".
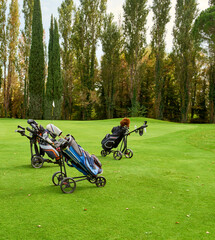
[
  {"x1": 162, "y1": 56, "x2": 181, "y2": 122},
  {"x1": 173, "y1": 0, "x2": 198, "y2": 122},
  {"x1": 22, "y1": 0, "x2": 34, "y2": 38},
  {"x1": 123, "y1": 0, "x2": 148, "y2": 116},
  {"x1": 113, "y1": 54, "x2": 131, "y2": 118},
  {"x1": 100, "y1": 14, "x2": 122, "y2": 119},
  {"x1": 6, "y1": 0, "x2": 20, "y2": 118},
  {"x1": 72, "y1": 0, "x2": 107, "y2": 120},
  {"x1": 128, "y1": 97, "x2": 147, "y2": 117},
  {"x1": 0, "y1": 0, "x2": 7, "y2": 117},
  {"x1": 137, "y1": 51, "x2": 155, "y2": 118},
  {"x1": 45, "y1": 16, "x2": 62, "y2": 120},
  {"x1": 193, "y1": 6, "x2": 215, "y2": 45},
  {"x1": 151, "y1": 0, "x2": 171, "y2": 120},
  {"x1": 21, "y1": 0, "x2": 34, "y2": 118},
  {"x1": 0, "y1": 0, "x2": 214, "y2": 123},
  {"x1": 209, "y1": 0, "x2": 215, "y2": 6},
  {"x1": 0, "y1": 0, "x2": 7, "y2": 62},
  {"x1": 193, "y1": 6, "x2": 215, "y2": 122},
  {"x1": 151, "y1": 0, "x2": 171, "y2": 54},
  {"x1": 123, "y1": 0, "x2": 148, "y2": 63},
  {"x1": 53, "y1": 18, "x2": 62, "y2": 120},
  {"x1": 29, "y1": 0, "x2": 45, "y2": 119},
  {"x1": 0, "y1": 64, "x2": 2, "y2": 88},
  {"x1": 44, "y1": 15, "x2": 54, "y2": 120},
  {"x1": 58, "y1": 0, "x2": 74, "y2": 120}
]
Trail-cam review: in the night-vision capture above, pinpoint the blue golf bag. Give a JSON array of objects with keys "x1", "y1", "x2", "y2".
[
  {"x1": 52, "y1": 134, "x2": 106, "y2": 194},
  {"x1": 63, "y1": 134, "x2": 103, "y2": 176}
]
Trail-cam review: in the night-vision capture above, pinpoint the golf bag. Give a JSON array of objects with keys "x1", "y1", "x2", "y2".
[
  {"x1": 101, "y1": 121, "x2": 148, "y2": 160},
  {"x1": 15, "y1": 119, "x2": 61, "y2": 168}
]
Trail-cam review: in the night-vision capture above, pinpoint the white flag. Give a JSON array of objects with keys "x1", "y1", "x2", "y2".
[{"x1": 52, "y1": 101, "x2": 55, "y2": 108}]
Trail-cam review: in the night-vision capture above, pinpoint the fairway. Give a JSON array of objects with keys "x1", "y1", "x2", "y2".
[{"x1": 0, "y1": 118, "x2": 215, "y2": 240}]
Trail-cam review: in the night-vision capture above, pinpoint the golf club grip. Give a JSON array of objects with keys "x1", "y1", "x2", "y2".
[
  {"x1": 26, "y1": 127, "x2": 35, "y2": 134},
  {"x1": 18, "y1": 125, "x2": 25, "y2": 130}
]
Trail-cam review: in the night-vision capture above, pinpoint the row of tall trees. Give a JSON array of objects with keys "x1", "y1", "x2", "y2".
[{"x1": 0, "y1": 0, "x2": 215, "y2": 123}]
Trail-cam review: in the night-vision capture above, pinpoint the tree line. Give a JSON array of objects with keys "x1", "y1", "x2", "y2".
[{"x1": 0, "y1": 0, "x2": 215, "y2": 123}]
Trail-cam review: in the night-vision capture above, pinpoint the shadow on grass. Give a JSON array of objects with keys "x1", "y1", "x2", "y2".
[
  {"x1": 17, "y1": 164, "x2": 60, "y2": 170},
  {"x1": 43, "y1": 182, "x2": 100, "y2": 195}
]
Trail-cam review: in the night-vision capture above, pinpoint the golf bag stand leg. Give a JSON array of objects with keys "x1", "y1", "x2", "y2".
[
  {"x1": 30, "y1": 139, "x2": 40, "y2": 158},
  {"x1": 60, "y1": 157, "x2": 67, "y2": 178},
  {"x1": 120, "y1": 136, "x2": 128, "y2": 154}
]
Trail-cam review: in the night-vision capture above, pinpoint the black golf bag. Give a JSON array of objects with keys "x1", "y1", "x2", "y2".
[{"x1": 101, "y1": 121, "x2": 148, "y2": 160}]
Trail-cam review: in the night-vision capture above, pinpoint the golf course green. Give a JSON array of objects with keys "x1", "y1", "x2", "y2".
[{"x1": 0, "y1": 118, "x2": 215, "y2": 239}]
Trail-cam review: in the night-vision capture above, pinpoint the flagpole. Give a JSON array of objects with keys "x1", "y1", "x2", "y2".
[{"x1": 52, "y1": 101, "x2": 55, "y2": 119}]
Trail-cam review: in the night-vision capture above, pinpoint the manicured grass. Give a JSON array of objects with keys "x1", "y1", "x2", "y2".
[{"x1": 0, "y1": 117, "x2": 215, "y2": 240}]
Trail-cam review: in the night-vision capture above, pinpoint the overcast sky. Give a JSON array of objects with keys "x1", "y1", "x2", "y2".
[{"x1": 17, "y1": 0, "x2": 209, "y2": 58}]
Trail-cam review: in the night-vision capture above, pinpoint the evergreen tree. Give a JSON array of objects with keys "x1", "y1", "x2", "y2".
[
  {"x1": 29, "y1": 0, "x2": 45, "y2": 119},
  {"x1": 44, "y1": 15, "x2": 54, "y2": 119},
  {"x1": 100, "y1": 14, "x2": 122, "y2": 118},
  {"x1": 58, "y1": 0, "x2": 74, "y2": 120},
  {"x1": 151, "y1": 0, "x2": 171, "y2": 120},
  {"x1": 173, "y1": 0, "x2": 198, "y2": 122},
  {"x1": 45, "y1": 17, "x2": 62, "y2": 120},
  {"x1": 123, "y1": 0, "x2": 148, "y2": 116},
  {"x1": 21, "y1": 0, "x2": 34, "y2": 117},
  {"x1": 53, "y1": 18, "x2": 62, "y2": 120}
]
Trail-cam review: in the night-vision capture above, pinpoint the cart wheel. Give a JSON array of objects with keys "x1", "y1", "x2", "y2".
[
  {"x1": 124, "y1": 149, "x2": 133, "y2": 158},
  {"x1": 87, "y1": 176, "x2": 97, "y2": 184},
  {"x1": 101, "y1": 150, "x2": 107, "y2": 157},
  {"x1": 113, "y1": 151, "x2": 122, "y2": 160},
  {"x1": 60, "y1": 177, "x2": 76, "y2": 194},
  {"x1": 31, "y1": 155, "x2": 44, "y2": 168},
  {"x1": 52, "y1": 171, "x2": 66, "y2": 186},
  {"x1": 96, "y1": 176, "x2": 106, "y2": 187}
]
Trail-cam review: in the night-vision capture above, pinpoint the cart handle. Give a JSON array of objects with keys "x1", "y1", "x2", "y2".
[{"x1": 126, "y1": 121, "x2": 148, "y2": 135}]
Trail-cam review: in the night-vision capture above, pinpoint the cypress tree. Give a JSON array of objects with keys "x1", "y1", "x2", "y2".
[
  {"x1": 44, "y1": 15, "x2": 54, "y2": 119},
  {"x1": 22, "y1": 0, "x2": 34, "y2": 118},
  {"x1": 29, "y1": 0, "x2": 45, "y2": 119},
  {"x1": 45, "y1": 17, "x2": 62, "y2": 120},
  {"x1": 53, "y1": 18, "x2": 62, "y2": 120}
]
